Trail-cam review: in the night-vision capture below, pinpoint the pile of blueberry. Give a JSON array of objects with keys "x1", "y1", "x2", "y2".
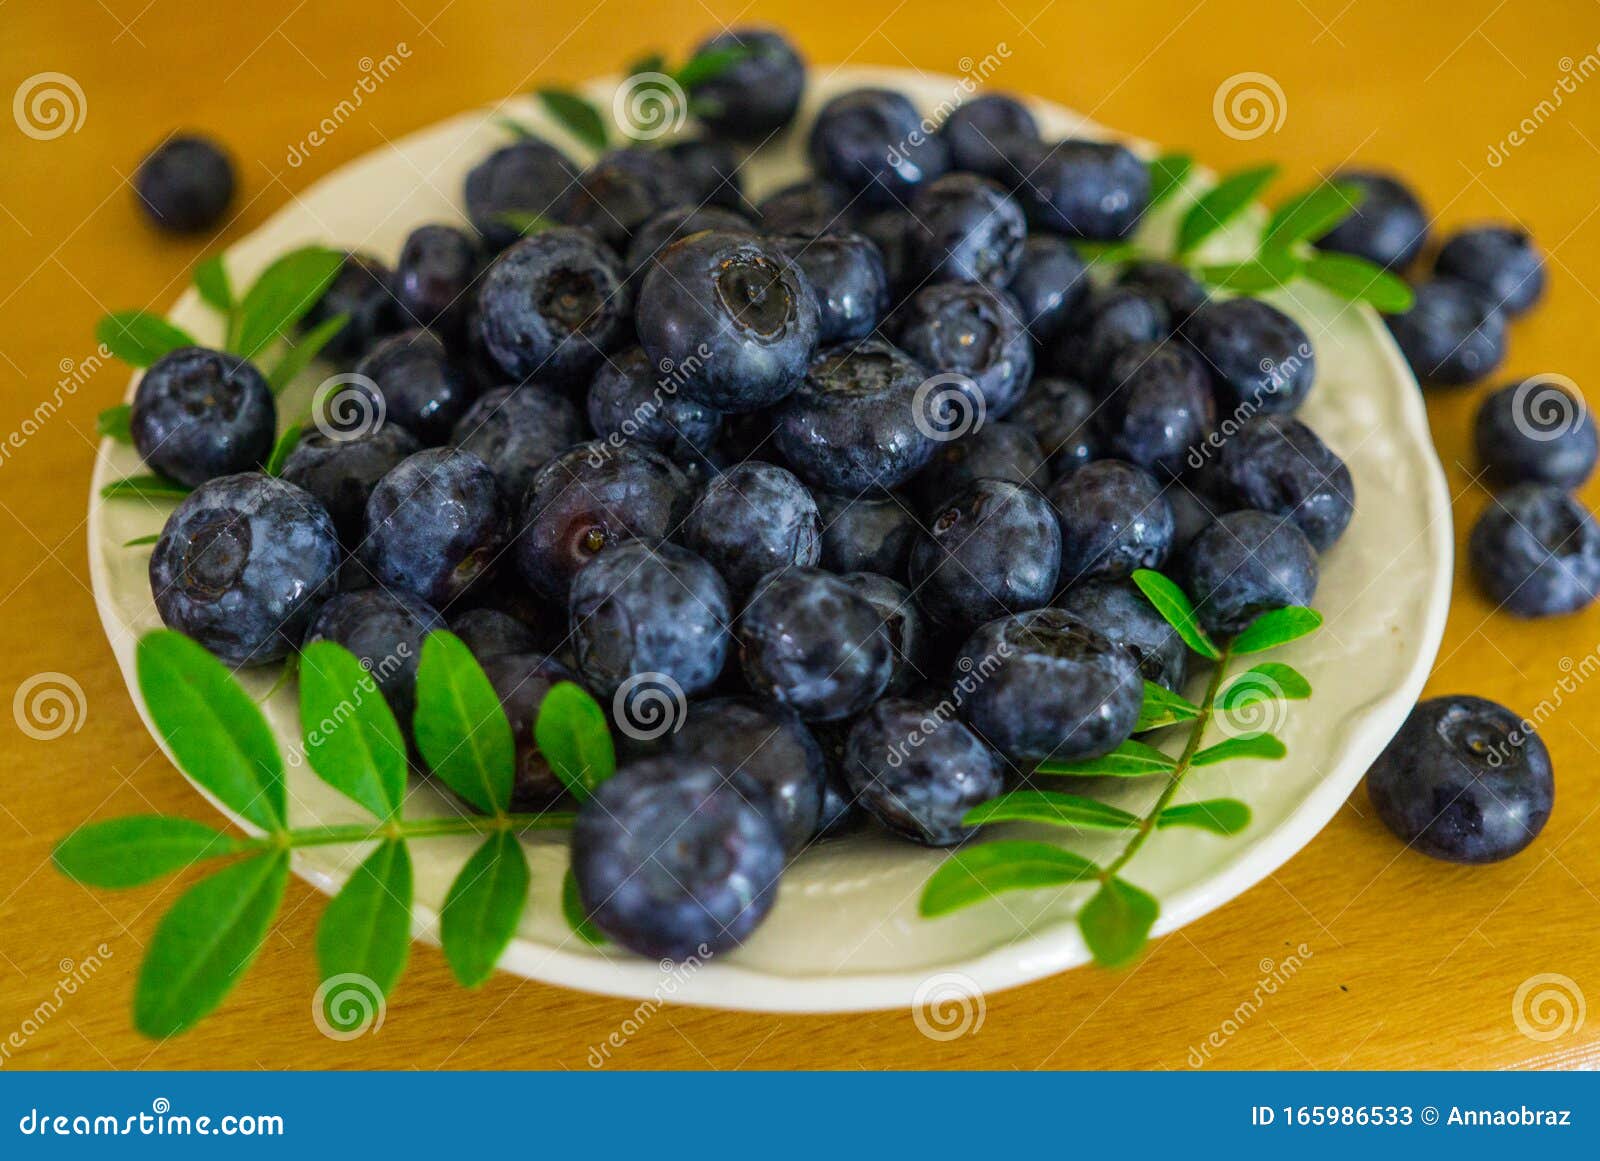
[{"x1": 124, "y1": 26, "x2": 1579, "y2": 958}]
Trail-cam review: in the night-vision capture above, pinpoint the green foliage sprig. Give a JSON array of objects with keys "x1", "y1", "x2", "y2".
[
  {"x1": 53, "y1": 629, "x2": 615, "y2": 1037},
  {"x1": 919, "y1": 569, "x2": 1323, "y2": 968}
]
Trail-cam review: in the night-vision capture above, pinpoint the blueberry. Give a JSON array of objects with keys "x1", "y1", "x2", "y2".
[
  {"x1": 1185, "y1": 296, "x2": 1316, "y2": 415},
  {"x1": 682, "y1": 461, "x2": 821, "y2": 597},
  {"x1": 954, "y1": 608, "x2": 1142, "y2": 762},
  {"x1": 908, "y1": 173, "x2": 1026, "y2": 287},
  {"x1": 586, "y1": 346, "x2": 722, "y2": 462},
  {"x1": 362, "y1": 448, "x2": 507, "y2": 607},
  {"x1": 1011, "y1": 376, "x2": 1099, "y2": 478},
  {"x1": 1211, "y1": 415, "x2": 1355, "y2": 551},
  {"x1": 771, "y1": 337, "x2": 939, "y2": 493},
  {"x1": 910, "y1": 420, "x2": 1045, "y2": 509},
  {"x1": 1007, "y1": 235, "x2": 1089, "y2": 346},
  {"x1": 1165, "y1": 482, "x2": 1220, "y2": 556},
  {"x1": 757, "y1": 179, "x2": 853, "y2": 236},
  {"x1": 452, "y1": 384, "x2": 587, "y2": 501},
  {"x1": 464, "y1": 137, "x2": 578, "y2": 251},
  {"x1": 669, "y1": 697, "x2": 826, "y2": 854},
  {"x1": 1049, "y1": 459, "x2": 1174, "y2": 586},
  {"x1": 857, "y1": 208, "x2": 924, "y2": 299},
  {"x1": 1183, "y1": 509, "x2": 1318, "y2": 635},
  {"x1": 1100, "y1": 340, "x2": 1217, "y2": 478},
  {"x1": 480, "y1": 650, "x2": 585, "y2": 809},
  {"x1": 815, "y1": 491, "x2": 918, "y2": 577},
  {"x1": 1050, "y1": 285, "x2": 1168, "y2": 383},
  {"x1": 810, "y1": 724, "x2": 865, "y2": 839},
  {"x1": 1474, "y1": 378, "x2": 1597, "y2": 490},
  {"x1": 351, "y1": 328, "x2": 475, "y2": 446},
  {"x1": 911, "y1": 479, "x2": 1061, "y2": 630},
  {"x1": 940, "y1": 94, "x2": 1038, "y2": 184},
  {"x1": 808, "y1": 88, "x2": 951, "y2": 209},
  {"x1": 300, "y1": 253, "x2": 402, "y2": 362},
  {"x1": 568, "y1": 539, "x2": 730, "y2": 698},
  {"x1": 448, "y1": 607, "x2": 541, "y2": 661},
  {"x1": 1016, "y1": 139, "x2": 1149, "y2": 240},
  {"x1": 130, "y1": 347, "x2": 275, "y2": 487},
  {"x1": 896, "y1": 283, "x2": 1034, "y2": 418},
  {"x1": 556, "y1": 147, "x2": 695, "y2": 252},
  {"x1": 774, "y1": 231, "x2": 890, "y2": 343},
  {"x1": 515, "y1": 441, "x2": 690, "y2": 603},
  {"x1": 571, "y1": 758, "x2": 784, "y2": 960},
  {"x1": 844, "y1": 697, "x2": 1005, "y2": 846},
  {"x1": 474, "y1": 227, "x2": 630, "y2": 388},
  {"x1": 302, "y1": 588, "x2": 444, "y2": 726},
  {"x1": 737, "y1": 566, "x2": 893, "y2": 721},
  {"x1": 1117, "y1": 260, "x2": 1208, "y2": 323},
  {"x1": 1434, "y1": 225, "x2": 1545, "y2": 317},
  {"x1": 637, "y1": 230, "x2": 820, "y2": 413},
  {"x1": 1313, "y1": 170, "x2": 1429, "y2": 270},
  {"x1": 847, "y1": 571, "x2": 930, "y2": 694},
  {"x1": 394, "y1": 223, "x2": 480, "y2": 338},
  {"x1": 134, "y1": 135, "x2": 234, "y2": 233},
  {"x1": 1367, "y1": 696, "x2": 1552, "y2": 863},
  {"x1": 687, "y1": 27, "x2": 806, "y2": 140},
  {"x1": 150, "y1": 472, "x2": 340, "y2": 665},
  {"x1": 1385, "y1": 277, "x2": 1506, "y2": 387},
  {"x1": 623, "y1": 204, "x2": 753, "y2": 287},
  {"x1": 663, "y1": 138, "x2": 748, "y2": 211},
  {"x1": 1468, "y1": 484, "x2": 1600, "y2": 618},
  {"x1": 1055, "y1": 579, "x2": 1187, "y2": 693},
  {"x1": 279, "y1": 423, "x2": 421, "y2": 547}
]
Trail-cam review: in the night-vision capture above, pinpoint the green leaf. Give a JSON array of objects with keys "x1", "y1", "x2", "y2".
[
  {"x1": 99, "y1": 474, "x2": 191, "y2": 501},
  {"x1": 232, "y1": 245, "x2": 345, "y2": 360},
  {"x1": 1079, "y1": 876, "x2": 1158, "y2": 967},
  {"x1": 920, "y1": 841, "x2": 1099, "y2": 918},
  {"x1": 1195, "y1": 248, "x2": 1303, "y2": 292},
  {"x1": 1146, "y1": 153, "x2": 1193, "y2": 210},
  {"x1": 1262, "y1": 181, "x2": 1365, "y2": 251},
  {"x1": 534, "y1": 681, "x2": 615, "y2": 801},
  {"x1": 266, "y1": 312, "x2": 347, "y2": 392},
  {"x1": 413, "y1": 631, "x2": 515, "y2": 815},
  {"x1": 316, "y1": 839, "x2": 412, "y2": 999},
  {"x1": 494, "y1": 116, "x2": 538, "y2": 139},
  {"x1": 1035, "y1": 738, "x2": 1177, "y2": 778},
  {"x1": 535, "y1": 88, "x2": 608, "y2": 151},
  {"x1": 674, "y1": 44, "x2": 749, "y2": 88},
  {"x1": 494, "y1": 210, "x2": 559, "y2": 237},
  {"x1": 123, "y1": 533, "x2": 160, "y2": 547},
  {"x1": 53, "y1": 816, "x2": 243, "y2": 888},
  {"x1": 1076, "y1": 240, "x2": 1139, "y2": 265},
  {"x1": 137, "y1": 631, "x2": 286, "y2": 832},
  {"x1": 562, "y1": 866, "x2": 607, "y2": 945},
  {"x1": 95, "y1": 311, "x2": 197, "y2": 367},
  {"x1": 298, "y1": 641, "x2": 408, "y2": 819},
  {"x1": 97, "y1": 403, "x2": 133, "y2": 443},
  {"x1": 1230, "y1": 606, "x2": 1323, "y2": 654},
  {"x1": 1302, "y1": 252, "x2": 1415, "y2": 313},
  {"x1": 962, "y1": 791, "x2": 1139, "y2": 831},
  {"x1": 1175, "y1": 163, "x2": 1279, "y2": 255},
  {"x1": 1158, "y1": 798, "x2": 1252, "y2": 836},
  {"x1": 440, "y1": 831, "x2": 529, "y2": 987},
  {"x1": 1192, "y1": 732, "x2": 1286, "y2": 766},
  {"x1": 133, "y1": 850, "x2": 289, "y2": 1038},
  {"x1": 193, "y1": 254, "x2": 234, "y2": 314},
  {"x1": 1220, "y1": 662, "x2": 1311, "y2": 710},
  {"x1": 1137, "y1": 681, "x2": 1201, "y2": 731},
  {"x1": 263, "y1": 423, "x2": 302, "y2": 477},
  {"x1": 1130, "y1": 569, "x2": 1221, "y2": 660}
]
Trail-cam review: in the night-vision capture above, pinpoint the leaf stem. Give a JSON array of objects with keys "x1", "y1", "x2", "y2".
[
  {"x1": 1101, "y1": 641, "x2": 1234, "y2": 881},
  {"x1": 252, "y1": 812, "x2": 576, "y2": 852}
]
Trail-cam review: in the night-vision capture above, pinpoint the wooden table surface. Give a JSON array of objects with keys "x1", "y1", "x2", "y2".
[{"x1": 3, "y1": 0, "x2": 1599, "y2": 1071}]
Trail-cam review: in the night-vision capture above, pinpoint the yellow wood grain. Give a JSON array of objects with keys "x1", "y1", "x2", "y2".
[{"x1": 2, "y1": 0, "x2": 1598, "y2": 1070}]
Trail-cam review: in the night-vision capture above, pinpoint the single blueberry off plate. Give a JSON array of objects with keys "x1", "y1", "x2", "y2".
[{"x1": 87, "y1": 68, "x2": 1451, "y2": 1012}]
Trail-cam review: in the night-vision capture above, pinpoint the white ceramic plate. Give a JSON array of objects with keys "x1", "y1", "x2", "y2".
[{"x1": 87, "y1": 67, "x2": 1452, "y2": 1012}]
